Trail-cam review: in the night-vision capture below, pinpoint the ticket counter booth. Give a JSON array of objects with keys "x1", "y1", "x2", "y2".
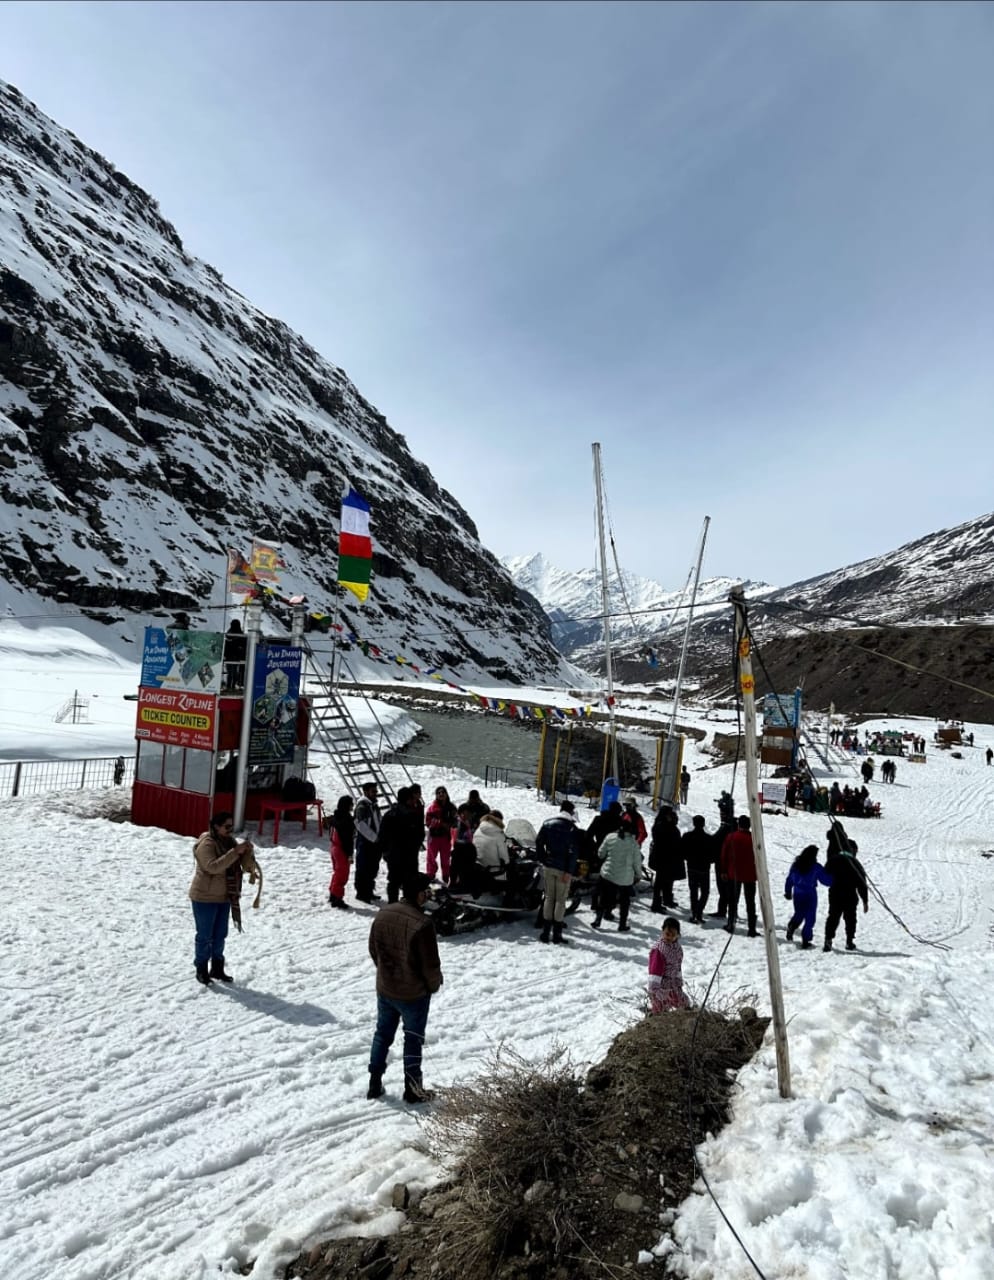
[{"x1": 130, "y1": 623, "x2": 311, "y2": 838}]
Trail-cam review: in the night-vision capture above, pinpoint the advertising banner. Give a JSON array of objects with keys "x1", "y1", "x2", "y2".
[
  {"x1": 762, "y1": 690, "x2": 801, "y2": 729},
  {"x1": 141, "y1": 627, "x2": 223, "y2": 694},
  {"x1": 135, "y1": 687, "x2": 217, "y2": 751},
  {"x1": 249, "y1": 644, "x2": 302, "y2": 764}
]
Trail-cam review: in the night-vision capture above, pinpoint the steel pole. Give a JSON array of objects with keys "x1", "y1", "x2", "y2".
[{"x1": 730, "y1": 586, "x2": 792, "y2": 1099}]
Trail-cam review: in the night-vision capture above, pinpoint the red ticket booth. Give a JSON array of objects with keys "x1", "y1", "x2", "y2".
[{"x1": 131, "y1": 625, "x2": 313, "y2": 838}]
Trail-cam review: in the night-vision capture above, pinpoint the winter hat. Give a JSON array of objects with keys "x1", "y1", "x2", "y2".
[
  {"x1": 692, "y1": 815, "x2": 706, "y2": 829},
  {"x1": 402, "y1": 872, "x2": 433, "y2": 902},
  {"x1": 662, "y1": 916, "x2": 680, "y2": 933},
  {"x1": 560, "y1": 800, "x2": 576, "y2": 814}
]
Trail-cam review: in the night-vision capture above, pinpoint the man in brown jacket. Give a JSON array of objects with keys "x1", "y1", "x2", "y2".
[{"x1": 367, "y1": 872, "x2": 443, "y2": 1104}]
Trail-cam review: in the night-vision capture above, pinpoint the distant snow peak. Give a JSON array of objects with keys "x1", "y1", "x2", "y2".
[{"x1": 502, "y1": 552, "x2": 773, "y2": 659}]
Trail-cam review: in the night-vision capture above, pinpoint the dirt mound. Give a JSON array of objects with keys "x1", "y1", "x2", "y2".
[{"x1": 284, "y1": 1006, "x2": 768, "y2": 1280}]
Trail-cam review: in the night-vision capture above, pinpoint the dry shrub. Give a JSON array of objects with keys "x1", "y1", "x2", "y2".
[
  {"x1": 422, "y1": 1046, "x2": 593, "y2": 1277},
  {"x1": 283, "y1": 1003, "x2": 769, "y2": 1280}
]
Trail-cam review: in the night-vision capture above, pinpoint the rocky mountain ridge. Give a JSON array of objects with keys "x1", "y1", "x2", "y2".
[{"x1": 0, "y1": 80, "x2": 568, "y2": 684}]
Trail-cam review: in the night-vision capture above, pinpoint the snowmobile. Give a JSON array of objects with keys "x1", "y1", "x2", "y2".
[{"x1": 425, "y1": 820, "x2": 545, "y2": 936}]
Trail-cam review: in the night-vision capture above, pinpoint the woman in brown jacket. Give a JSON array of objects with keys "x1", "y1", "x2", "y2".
[{"x1": 189, "y1": 811, "x2": 254, "y2": 986}]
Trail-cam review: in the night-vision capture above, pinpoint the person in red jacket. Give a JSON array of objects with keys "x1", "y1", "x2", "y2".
[{"x1": 720, "y1": 814, "x2": 758, "y2": 937}]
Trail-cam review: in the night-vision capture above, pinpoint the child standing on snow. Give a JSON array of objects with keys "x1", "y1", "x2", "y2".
[
  {"x1": 648, "y1": 917, "x2": 690, "y2": 1012},
  {"x1": 784, "y1": 844, "x2": 832, "y2": 949}
]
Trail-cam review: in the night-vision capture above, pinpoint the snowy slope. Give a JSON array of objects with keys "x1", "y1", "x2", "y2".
[
  {"x1": 763, "y1": 509, "x2": 994, "y2": 625},
  {"x1": 2, "y1": 688, "x2": 993, "y2": 1280},
  {"x1": 0, "y1": 80, "x2": 565, "y2": 685}
]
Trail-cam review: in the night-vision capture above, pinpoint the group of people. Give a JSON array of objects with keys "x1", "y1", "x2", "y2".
[
  {"x1": 325, "y1": 781, "x2": 508, "y2": 911},
  {"x1": 784, "y1": 826, "x2": 869, "y2": 952},
  {"x1": 786, "y1": 774, "x2": 881, "y2": 818},
  {"x1": 185, "y1": 768, "x2": 874, "y2": 1103},
  {"x1": 828, "y1": 781, "x2": 880, "y2": 817}
]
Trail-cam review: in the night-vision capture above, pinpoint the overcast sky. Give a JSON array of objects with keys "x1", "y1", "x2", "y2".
[{"x1": 2, "y1": 1, "x2": 992, "y2": 587}]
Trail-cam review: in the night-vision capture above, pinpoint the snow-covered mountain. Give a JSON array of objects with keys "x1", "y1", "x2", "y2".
[
  {"x1": 762, "y1": 510, "x2": 994, "y2": 625},
  {"x1": 0, "y1": 80, "x2": 568, "y2": 684},
  {"x1": 503, "y1": 552, "x2": 773, "y2": 661}
]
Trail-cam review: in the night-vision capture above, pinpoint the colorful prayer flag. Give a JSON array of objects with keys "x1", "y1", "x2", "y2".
[
  {"x1": 338, "y1": 486, "x2": 372, "y2": 603},
  {"x1": 226, "y1": 547, "x2": 255, "y2": 598},
  {"x1": 250, "y1": 538, "x2": 282, "y2": 583}
]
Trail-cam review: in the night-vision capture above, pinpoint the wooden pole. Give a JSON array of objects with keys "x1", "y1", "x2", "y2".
[{"x1": 730, "y1": 586, "x2": 792, "y2": 1099}]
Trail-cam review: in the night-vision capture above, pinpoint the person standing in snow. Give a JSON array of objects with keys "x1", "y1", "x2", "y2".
[
  {"x1": 379, "y1": 787, "x2": 424, "y2": 904},
  {"x1": 592, "y1": 816, "x2": 642, "y2": 933},
  {"x1": 623, "y1": 796, "x2": 648, "y2": 846},
  {"x1": 463, "y1": 789, "x2": 489, "y2": 830},
  {"x1": 648, "y1": 805, "x2": 684, "y2": 912},
  {"x1": 784, "y1": 844, "x2": 832, "y2": 949},
  {"x1": 681, "y1": 814, "x2": 717, "y2": 923},
  {"x1": 679, "y1": 767, "x2": 691, "y2": 805},
  {"x1": 823, "y1": 834, "x2": 869, "y2": 952},
  {"x1": 353, "y1": 781, "x2": 382, "y2": 904},
  {"x1": 366, "y1": 872, "x2": 443, "y2": 1105},
  {"x1": 536, "y1": 800, "x2": 582, "y2": 944},
  {"x1": 188, "y1": 812, "x2": 254, "y2": 985},
  {"x1": 648, "y1": 917, "x2": 690, "y2": 1011},
  {"x1": 721, "y1": 815, "x2": 758, "y2": 937},
  {"x1": 327, "y1": 794, "x2": 354, "y2": 910},
  {"x1": 987, "y1": 747, "x2": 993, "y2": 766},
  {"x1": 424, "y1": 785, "x2": 457, "y2": 882}
]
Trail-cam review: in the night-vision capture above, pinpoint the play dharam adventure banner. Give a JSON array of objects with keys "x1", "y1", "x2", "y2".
[
  {"x1": 248, "y1": 644, "x2": 302, "y2": 764},
  {"x1": 140, "y1": 627, "x2": 224, "y2": 694}
]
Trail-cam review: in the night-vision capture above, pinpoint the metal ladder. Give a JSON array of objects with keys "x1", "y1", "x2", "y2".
[{"x1": 303, "y1": 654, "x2": 398, "y2": 803}]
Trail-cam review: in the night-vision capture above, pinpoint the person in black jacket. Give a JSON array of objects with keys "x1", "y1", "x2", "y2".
[
  {"x1": 648, "y1": 806, "x2": 684, "y2": 912},
  {"x1": 379, "y1": 787, "x2": 425, "y2": 904},
  {"x1": 823, "y1": 836, "x2": 869, "y2": 951},
  {"x1": 681, "y1": 814, "x2": 717, "y2": 923},
  {"x1": 536, "y1": 801, "x2": 582, "y2": 945}
]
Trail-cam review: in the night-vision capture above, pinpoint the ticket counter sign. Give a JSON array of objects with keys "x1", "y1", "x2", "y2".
[{"x1": 135, "y1": 687, "x2": 217, "y2": 750}]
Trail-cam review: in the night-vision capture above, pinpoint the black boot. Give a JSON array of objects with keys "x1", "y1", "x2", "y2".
[
  {"x1": 539, "y1": 921, "x2": 551, "y2": 943},
  {"x1": 403, "y1": 1077, "x2": 436, "y2": 1104},
  {"x1": 195, "y1": 964, "x2": 212, "y2": 986},
  {"x1": 366, "y1": 1070, "x2": 385, "y2": 1100},
  {"x1": 210, "y1": 957, "x2": 234, "y2": 984},
  {"x1": 552, "y1": 921, "x2": 568, "y2": 945}
]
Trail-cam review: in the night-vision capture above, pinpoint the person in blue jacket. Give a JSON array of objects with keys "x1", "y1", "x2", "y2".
[{"x1": 784, "y1": 844, "x2": 832, "y2": 949}]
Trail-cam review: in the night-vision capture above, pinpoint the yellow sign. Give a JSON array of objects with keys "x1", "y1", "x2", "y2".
[
  {"x1": 738, "y1": 638, "x2": 750, "y2": 657},
  {"x1": 140, "y1": 708, "x2": 211, "y2": 730},
  {"x1": 741, "y1": 674, "x2": 755, "y2": 694}
]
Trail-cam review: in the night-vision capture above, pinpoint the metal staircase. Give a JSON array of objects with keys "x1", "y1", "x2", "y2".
[{"x1": 303, "y1": 654, "x2": 398, "y2": 803}]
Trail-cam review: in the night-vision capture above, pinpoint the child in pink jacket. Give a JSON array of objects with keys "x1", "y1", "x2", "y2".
[{"x1": 648, "y1": 917, "x2": 690, "y2": 1012}]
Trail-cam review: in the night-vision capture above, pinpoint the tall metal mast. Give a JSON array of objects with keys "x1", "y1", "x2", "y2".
[
  {"x1": 592, "y1": 442, "x2": 619, "y2": 780},
  {"x1": 667, "y1": 515, "x2": 711, "y2": 741}
]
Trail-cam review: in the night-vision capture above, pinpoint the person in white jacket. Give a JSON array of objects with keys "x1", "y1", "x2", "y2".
[
  {"x1": 592, "y1": 819, "x2": 643, "y2": 933},
  {"x1": 473, "y1": 810, "x2": 509, "y2": 881}
]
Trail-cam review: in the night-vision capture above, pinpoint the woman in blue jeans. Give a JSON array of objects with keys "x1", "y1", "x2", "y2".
[{"x1": 188, "y1": 811, "x2": 254, "y2": 986}]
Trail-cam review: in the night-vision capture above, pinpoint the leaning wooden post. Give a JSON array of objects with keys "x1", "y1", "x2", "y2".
[{"x1": 729, "y1": 586, "x2": 792, "y2": 1099}]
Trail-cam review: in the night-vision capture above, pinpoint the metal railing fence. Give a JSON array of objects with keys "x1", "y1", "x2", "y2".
[{"x1": 0, "y1": 755, "x2": 136, "y2": 799}]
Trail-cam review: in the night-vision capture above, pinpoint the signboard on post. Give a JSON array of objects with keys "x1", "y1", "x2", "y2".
[
  {"x1": 141, "y1": 627, "x2": 223, "y2": 694},
  {"x1": 248, "y1": 644, "x2": 302, "y2": 764},
  {"x1": 762, "y1": 689, "x2": 803, "y2": 768},
  {"x1": 135, "y1": 687, "x2": 217, "y2": 750}
]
